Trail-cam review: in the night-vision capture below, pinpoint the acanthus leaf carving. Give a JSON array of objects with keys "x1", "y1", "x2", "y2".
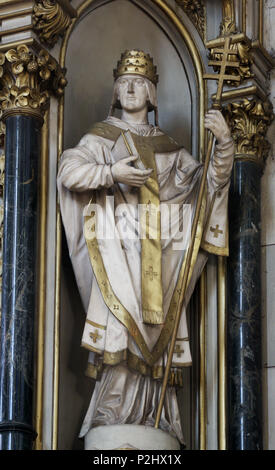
[
  {"x1": 0, "y1": 45, "x2": 67, "y2": 118},
  {"x1": 225, "y1": 98, "x2": 274, "y2": 164},
  {"x1": 176, "y1": 0, "x2": 205, "y2": 40},
  {"x1": 33, "y1": 0, "x2": 72, "y2": 48}
]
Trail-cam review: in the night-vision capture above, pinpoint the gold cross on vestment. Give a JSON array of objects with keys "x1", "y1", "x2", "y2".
[
  {"x1": 146, "y1": 200, "x2": 155, "y2": 213},
  {"x1": 175, "y1": 344, "x2": 184, "y2": 358},
  {"x1": 145, "y1": 265, "x2": 158, "y2": 281},
  {"x1": 210, "y1": 224, "x2": 223, "y2": 238},
  {"x1": 89, "y1": 329, "x2": 102, "y2": 344}
]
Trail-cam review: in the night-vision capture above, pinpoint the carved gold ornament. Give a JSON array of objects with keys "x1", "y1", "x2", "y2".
[
  {"x1": 33, "y1": 0, "x2": 72, "y2": 48},
  {"x1": 0, "y1": 122, "x2": 5, "y2": 149},
  {"x1": 221, "y1": 0, "x2": 236, "y2": 35},
  {"x1": 209, "y1": 39, "x2": 253, "y2": 84},
  {"x1": 226, "y1": 98, "x2": 274, "y2": 164},
  {"x1": 176, "y1": 0, "x2": 205, "y2": 40},
  {"x1": 113, "y1": 50, "x2": 158, "y2": 85},
  {"x1": 0, "y1": 45, "x2": 67, "y2": 118}
]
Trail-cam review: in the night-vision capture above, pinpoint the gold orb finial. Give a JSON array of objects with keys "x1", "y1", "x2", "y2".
[{"x1": 113, "y1": 49, "x2": 158, "y2": 85}]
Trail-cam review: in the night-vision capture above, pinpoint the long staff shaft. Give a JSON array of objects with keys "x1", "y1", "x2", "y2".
[{"x1": 155, "y1": 132, "x2": 215, "y2": 428}]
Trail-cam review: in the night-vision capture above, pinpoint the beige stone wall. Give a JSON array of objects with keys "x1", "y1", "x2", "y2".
[{"x1": 262, "y1": 0, "x2": 275, "y2": 451}]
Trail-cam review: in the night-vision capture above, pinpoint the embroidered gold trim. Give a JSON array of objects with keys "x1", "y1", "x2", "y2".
[
  {"x1": 81, "y1": 341, "x2": 102, "y2": 354},
  {"x1": 89, "y1": 121, "x2": 181, "y2": 153},
  {"x1": 86, "y1": 318, "x2": 106, "y2": 330},
  {"x1": 201, "y1": 239, "x2": 229, "y2": 256},
  {"x1": 85, "y1": 362, "x2": 103, "y2": 380},
  {"x1": 172, "y1": 361, "x2": 192, "y2": 367},
  {"x1": 130, "y1": 132, "x2": 163, "y2": 325},
  {"x1": 103, "y1": 349, "x2": 127, "y2": 365},
  {"x1": 84, "y1": 347, "x2": 188, "y2": 386}
]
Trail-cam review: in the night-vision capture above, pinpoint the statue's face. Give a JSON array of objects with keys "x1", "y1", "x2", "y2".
[{"x1": 116, "y1": 74, "x2": 148, "y2": 113}]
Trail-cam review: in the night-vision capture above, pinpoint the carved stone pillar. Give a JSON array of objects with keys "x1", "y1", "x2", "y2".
[
  {"x1": 0, "y1": 45, "x2": 66, "y2": 450},
  {"x1": 226, "y1": 99, "x2": 274, "y2": 450}
]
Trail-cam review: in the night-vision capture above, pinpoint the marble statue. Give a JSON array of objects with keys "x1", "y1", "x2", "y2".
[{"x1": 57, "y1": 50, "x2": 234, "y2": 449}]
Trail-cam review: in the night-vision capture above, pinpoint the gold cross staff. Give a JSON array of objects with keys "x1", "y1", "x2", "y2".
[
  {"x1": 203, "y1": 35, "x2": 240, "y2": 108},
  {"x1": 155, "y1": 35, "x2": 241, "y2": 430}
]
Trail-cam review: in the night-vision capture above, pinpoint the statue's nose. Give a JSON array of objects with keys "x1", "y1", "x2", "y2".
[{"x1": 127, "y1": 81, "x2": 134, "y2": 93}]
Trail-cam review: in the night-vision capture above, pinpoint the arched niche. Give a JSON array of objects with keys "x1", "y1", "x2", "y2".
[{"x1": 58, "y1": 0, "x2": 207, "y2": 449}]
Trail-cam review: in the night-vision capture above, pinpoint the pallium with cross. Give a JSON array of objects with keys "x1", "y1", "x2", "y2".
[
  {"x1": 155, "y1": 35, "x2": 241, "y2": 429},
  {"x1": 210, "y1": 224, "x2": 223, "y2": 238}
]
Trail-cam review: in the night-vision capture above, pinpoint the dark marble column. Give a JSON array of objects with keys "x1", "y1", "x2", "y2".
[
  {"x1": 227, "y1": 160, "x2": 262, "y2": 450},
  {"x1": 0, "y1": 113, "x2": 42, "y2": 450}
]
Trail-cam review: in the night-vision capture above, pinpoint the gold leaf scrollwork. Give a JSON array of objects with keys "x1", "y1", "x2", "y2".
[
  {"x1": 0, "y1": 45, "x2": 67, "y2": 117},
  {"x1": 176, "y1": 0, "x2": 205, "y2": 40},
  {"x1": 221, "y1": 0, "x2": 236, "y2": 35},
  {"x1": 33, "y1": 0, "x2": 72, "y2": 48},
  {"x1": 0, "y1": 122, "x2": 5, "y2": 149},
  {"x1": 225, "y1": 98, "x2": 274, "y2": 164}
]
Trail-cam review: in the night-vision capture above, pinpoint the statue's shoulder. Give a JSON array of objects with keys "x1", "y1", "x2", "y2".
[{"x1": 143, "y1": 130, "x2": 182, "y2": 153}]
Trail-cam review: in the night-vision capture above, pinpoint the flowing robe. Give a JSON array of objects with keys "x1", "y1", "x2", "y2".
[{"x1": 57, "y1": 116, "x2": 234, "y2": 443}]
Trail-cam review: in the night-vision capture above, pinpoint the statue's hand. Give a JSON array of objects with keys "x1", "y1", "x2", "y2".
[
  {"x1": 204, "y1": 109, "x2": 231, "y2": 145},
  {"x1": 111, "y1": 155, "x2": 153, "y2": 187}
]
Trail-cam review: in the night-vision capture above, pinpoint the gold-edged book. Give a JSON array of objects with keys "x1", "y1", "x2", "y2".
[{"x1": 111, "y1": 130, "x2": 146, "y2": 170}]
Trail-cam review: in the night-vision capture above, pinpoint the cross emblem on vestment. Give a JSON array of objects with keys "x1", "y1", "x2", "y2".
[
  {"x1": 175, "y1": 344, "x2": 184, "y2": 358},
  {"x1": 210, "y1": 224, "x2": 223, "y2": 238},
  {"x1": 146, "y1": 200, "x2": 155, "y2": 213},
  {"x1": 145, "y1": 265, "x2": 158, "y2": 281},
  {"x1": 89, "y1": 329, "x2": 102, "y2": 344}
]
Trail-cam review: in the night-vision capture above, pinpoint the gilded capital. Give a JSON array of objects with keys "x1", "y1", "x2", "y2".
[
  {"x1": 176, "y1": 0, "x2": 205, "y2": 40},
  {"x1": 33, "y1": 0, "x2": 73, "y2": 48},
  {"x1": 225, "y1": 98, "x2": 274, "y2": 165},
  {"x1": 0, "y1": 45, "x2": 67, "y2": 120}
]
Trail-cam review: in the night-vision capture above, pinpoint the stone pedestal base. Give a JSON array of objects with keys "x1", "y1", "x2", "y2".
[{"x1": 85, "y1": 424, "x2": 180, "y2": 450}]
